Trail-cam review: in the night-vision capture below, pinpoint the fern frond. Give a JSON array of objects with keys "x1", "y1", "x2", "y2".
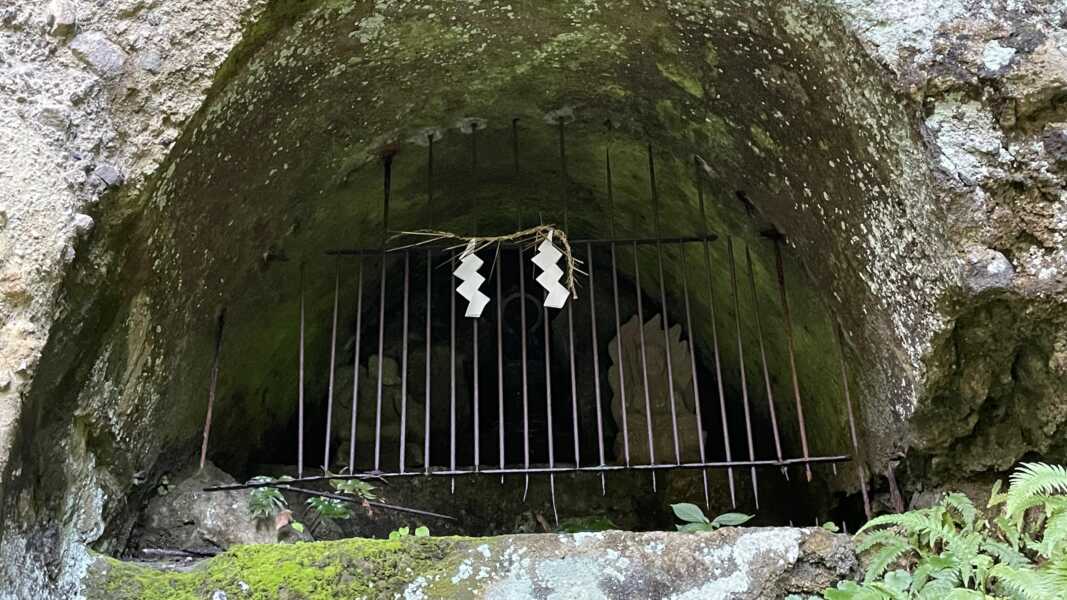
[
  {"x1": 1040, "y1": 556, "x2": 1067, "y2": 590},
  {"x1": 982, "y1": 538, "x2": 1031, "y2": 567},
  {"x1": 943, "y1": 493, "x2": 978, "y2": 529},
  {"x1": 1006, "y1": 463, "x2": 1067, "y2": 518},
  {"x1": 1032, "y1": 511, "x2": 1067, "y2": 559},
  {"x1": 856, "y1": 530, "x2": 911, "y2": 553},
  {"x1": 864, "y1": 540, "x2": 911, "y2": 584},
  {"x1": 990, "y1": 564, "x2": 1058, "y2": 600},
  {"x1": 859, "y1": 511, "x2": 935, "y2": 537}
]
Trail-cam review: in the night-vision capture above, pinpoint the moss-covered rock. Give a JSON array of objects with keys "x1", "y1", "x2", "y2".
[{"x1": 84, "y1": 528, "x2": 857, "y2": 600}]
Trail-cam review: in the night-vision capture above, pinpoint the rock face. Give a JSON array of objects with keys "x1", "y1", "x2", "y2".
[
  {"x1": 83, "y1": 527, "x2": 858, "y2": 600},
  {"x1": 129, "y1": 463, "x2": 277, "y2": 555}
]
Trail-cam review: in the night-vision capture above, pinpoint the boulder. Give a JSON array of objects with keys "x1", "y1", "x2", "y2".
[{"x1": 131, "y1": 463, "x2": 277, "y2": 554}]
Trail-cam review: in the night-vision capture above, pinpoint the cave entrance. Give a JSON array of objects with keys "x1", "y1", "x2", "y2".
[{"x1": 200, "y1": 122, "x2": 864, "y2": 535}]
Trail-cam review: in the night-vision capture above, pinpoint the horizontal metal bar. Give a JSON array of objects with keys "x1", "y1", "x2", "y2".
[
  {"x1": 275, "y1": 484, "x2": 457, "y2": 521},
  {"x1": 324, "y1": 235, "x2": 719, "y2": 256},
  {"x1": 203, "y1": 455, "x2": 852, "y2": 492}
]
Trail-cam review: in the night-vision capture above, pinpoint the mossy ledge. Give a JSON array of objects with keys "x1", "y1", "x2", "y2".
[
  {"x1": 84, "y1": 537, "x2": 467, "y2": 600},
  {"x1": 83, "y1": 528, "x2": 857, "y2": 599}
]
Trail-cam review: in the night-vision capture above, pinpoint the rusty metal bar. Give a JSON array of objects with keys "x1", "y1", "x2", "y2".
[
  {"x1": 329, "y1": 235, "x2": 720, "y2": 256},
  {"x1": 560, "y1": 120, "x2": 580, "y2": 472},
  {"x1": 349, "y1": 259, "x2": 364, "y2": 470},
  {"x1": 587, "y1": 243, "x2": 607, "y2": 494},
  {"x1": 607, "y1": 146, "x2": 631, "y2": 468},
  {"x1": 298, "y1": 262, "x2": 305, "y2": 478},
  {"x1": 680, "y1": 250, "x2": 711, "y2": 509},
  {"x1": 695, "y1": 158, "x2": 736, "y2": 508},
  {"x1": 427, "y1": 134, "x2": 435, "y2": 228},
  {"x1": 449, "y1": 252, "x2": 457, "y2": 483},
  {"x1": 496, "y1": 245, "x2": 505, "y2": 475},
  {"x1": 199, "y1": 308, "x2": 226, "y2": 471},
  {"x1": 324, "y1": 265, "x2": 340, "y2": 470},
  {"x1": 518, "y1": 249, "x2": 531, "y2": 479},
  {"x1": 373, "y1": 156, "x2": 393, "y2": 473},
  {"x1": 470, "y1": 123, "x2": 481, "y2": 472},
  {"x1": 727, "y1": 238, "x2": 759, "y2": 508},
  {"x1": 772, "y1": 237, "x2": 813, "y2": 482},
  {"x1": 373, "y1": 260, "x2": 387, "y2": 473},
  {"x1": 632, "y1": 241, "x2": 658, "y2": 492},
  {"x1": 208, "y1": 453, "x2": 853, "y2": 493},
  {"x1": 275, "y1": 484, "x2": 457, "y2": 521},
  {"x1": 744, "y1": 245, "x2": 785, "y2": 469},
  {"x1": 398, "y1": 252, "x2": 411, "y2": 474},
  {"x1": 835, "y1": 320, "x2": 871, "y2": 519},
  {"x1": 543, "y1": 284, "x2": 559, "y2": 524},
  {"x1": 648, "y1": 145, "x2": 681, "y2": 465},
  {"x1": 423, "y1": 251, "x2": 432, "y2": 474}
]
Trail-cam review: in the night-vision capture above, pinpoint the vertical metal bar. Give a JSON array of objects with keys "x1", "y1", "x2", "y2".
[
  {"x1": 772, "y1": 238, "x2": 813, "y2": 482},
  {"x1": 374, "y1": 254, "x2": 387, "y2": 472},
  {"x1": 449, "y1": 253, "x2": 457, "y2": 484},
  {"x1": 423, "y1": 251, "x2": 432, "y2": 474},
  {"x1": 543, "y1": 290, "x2": 558, "y2": 525},
  {"x1": 496, "y1": 245, "x2": 505, "y2": 474},
  {"x1": 633, "y1": 241, "x2": 657, "y2": 491},
  {"x1": 398, "y1": 252, "x2": 411, "y2": 474},
  {"x1": 727, "y1": 238, "x2": 759, "y2": 508},
  {"x1": 298, "y1": 262, "x2": 306, "y2": 478},
  {"x1": 560, "y1": 119, "x2": 580, "y2": 469},
  {"x1": 324, "y1": 265, "x2": 340, "y2": 470},
  {"x1": 680, "y1": 250, "x2": 710, "y2": 508},
  {"x1": 374, "y1": 156, "x2": 393, "y2": 473},
  {"x1": 427, "y1": 133, "x2": 435, "y2": 229},
  {"x1": 350, "y1": 259, "x2": 364, "y2": 471},
  {"x1": 607, "y1": 147, "x2": 631, "y2": 468},
  {"x1": 587, "y1": 243, "x2": 607, "y2": 494},
  {"x1": 424, "y1": 136, "x2": 434, "y2": 474},
  {"x1": 518, "y1": 247, "x2": 531, "y2": 495},
  {"x1": 199, "y1": 309, "x2": 226, "y2": 471},
  {"x1": 836, "y1": 320, "x2": 871, "y2": 519},
  {"x1": 744, "y1": 245, "x2": 785, "y2": 468},
  {"x1": 649, "y1": 145, "x2": 681, "y2": 465},
  {"x1": 695, "y1": 157, "x2": 736, "y2": 507},
  {"x1": 471, "y1": 123, "x2": 480, "y2": 472}
]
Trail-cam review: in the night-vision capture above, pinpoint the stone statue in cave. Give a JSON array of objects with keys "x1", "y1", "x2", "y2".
[
  {"x1": 331, "y1": 354, "x2": 425, "y2": 471},
  {"x1": 608, "y1": 314, "x2": 704, "y2": 465}
]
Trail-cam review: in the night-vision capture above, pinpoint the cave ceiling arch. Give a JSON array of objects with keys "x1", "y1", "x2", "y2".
[{"x1": 13, "y1": 0, "x2": 961, "y2": 549}]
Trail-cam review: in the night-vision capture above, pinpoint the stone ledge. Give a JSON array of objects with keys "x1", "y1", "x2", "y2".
[{"x1": 83, "y1": 527, "x2": 856, "y2": 600}]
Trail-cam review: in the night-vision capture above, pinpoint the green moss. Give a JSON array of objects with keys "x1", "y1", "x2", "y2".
[
  {"x1": 84, "y1": 538, "x2": 475, "y2": 600},
  {"x1": 656, "y1": 61, "x2": 704, "y2": 98},
  {"x1": 749, "y1": 125, "x2": 781, "y2": 154}
]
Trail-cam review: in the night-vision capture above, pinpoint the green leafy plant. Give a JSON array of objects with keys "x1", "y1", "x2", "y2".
[
  {"x1": 306, "y1": 496, "x2": 352, "y2": 521},
  {"x1": 247, "y1": 476, "x2": 289, "y2": 520},
  {"x1": 823, "y1": 462, "x2": 1067, "y2": 600},
  {"x1": 671, "y1": 503, "x2": 753, "y2": 532},
  {"x1": 388, "y1": 525, "x2": 430, "y2": 540},
  {"x1": 331, "y1": 478, "x2": 378, "y2": 501}
]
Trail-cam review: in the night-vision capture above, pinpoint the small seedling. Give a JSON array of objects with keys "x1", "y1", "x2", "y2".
[
  {"x1": 671, "y1": 503, "x2": 753, "y2": 533},
  {"x1": 388, "y1": 525, "x2": 430, "y2": 540}
]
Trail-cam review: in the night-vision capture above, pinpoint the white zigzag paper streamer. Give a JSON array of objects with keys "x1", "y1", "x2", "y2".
[
  {"x1": 532, "y1": 229, "x2": 569, "y2": 309},
  {"x1": 454, "y1": 241, "x2": 491, "y2": 318}
]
